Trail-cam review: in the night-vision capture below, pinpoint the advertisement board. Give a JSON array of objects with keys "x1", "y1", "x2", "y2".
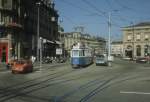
[{"x1": 56, "y1": 48, "x2": 62, "y2": 55}]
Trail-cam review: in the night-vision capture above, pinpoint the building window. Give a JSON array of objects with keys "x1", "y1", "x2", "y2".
[
  {"x1": 136, "y1": 34, "x2": 141, "y2": 41},
  {"x1": 2, "y1": 0, "x2": 12, "y2": 9},
  {"x1": 145, "y1": 34, "x2": 149, "y2": 40},
  {"x1": 136, "y1": 45, "x2": 141, "y2": 56},
  {"x1": 0, "y1": 28, "x2": 7, "y2": 38},
  {"x1": 127, "y1": 35, "x2": 132, "y2": 41},
  {"x1": 2, "y1": 0, "x2": 8, "y2": 7}
]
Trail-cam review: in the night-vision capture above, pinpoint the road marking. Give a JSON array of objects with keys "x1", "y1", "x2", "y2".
[{"x1": 120, "y1": 91, "x2": 150, "y2": 95}]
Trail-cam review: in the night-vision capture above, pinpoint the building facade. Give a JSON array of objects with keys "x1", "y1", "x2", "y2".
[
  {"x1": 0, "y1": 0, "x2": 59, "y2": 63},
  {"x1": 61, "y1": 32, "x2": 106, "y2": 56},
  {"x1": 122, "y1": 22, "x2": 150, "y2": 58},
  {"x1": 111, "y1": 41, "x2": 123, "y2": 57}
]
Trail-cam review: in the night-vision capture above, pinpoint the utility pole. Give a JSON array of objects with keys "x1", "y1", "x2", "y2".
[
  {"x1": 108, "y1": 12, "x2": 111, "y2": 58},
  {"x1": 36, "y1": 2, "x2": 41, "y2": 63},
  {"x1": 131, "y1": 22, "x2": 134, "y2": 59},
  {"x1": 108, "y1": 12, "x2": 112, "y2": 66}
]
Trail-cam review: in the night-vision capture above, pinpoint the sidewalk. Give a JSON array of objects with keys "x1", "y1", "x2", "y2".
[
  {"x1": 0, "y1": 61, "x2": 69, "y2": 72},
  {"x1": 33, "y1": 61, "x2": 68, "y2": 71},
  {"x1": 0, "y1": 63, "x2": 8, "y2": 72}
]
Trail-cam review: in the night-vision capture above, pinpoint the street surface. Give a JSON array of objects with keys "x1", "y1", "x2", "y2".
[{"x1": 0, "y1": 58, "x2": 150, "y2": 102}]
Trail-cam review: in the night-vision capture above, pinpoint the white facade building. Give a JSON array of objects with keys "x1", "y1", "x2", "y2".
[{"x1": 111, "y1": 41, "x2": 123, "y2": 57}]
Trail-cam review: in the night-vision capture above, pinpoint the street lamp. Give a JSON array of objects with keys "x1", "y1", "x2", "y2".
[
  {"x1": 36, "y1": 2, "x2": 41, "y2": 62},
  {"x1": 59, "y1": 19, "x2": 65, "y2": 58}
]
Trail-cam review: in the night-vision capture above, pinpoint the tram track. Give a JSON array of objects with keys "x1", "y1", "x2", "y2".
[
  {"x1": 0, "y1": 60, "x2": 147, "y2": 102},
  {"x1": 0, "y1": 64, "x2": 69, "y2": 92},
  {"x1": 79, "y1": 74, "x2": 141, "y2": 102},
  {"x1": 50, "y1": 71, "x2": 144, "y2": 102},
  {"x1": 0, "y1": 66, "x2": 76, "y2": 101},
  {"x1": 0, "y1": 64, "x2": 93, "y2": 102}
]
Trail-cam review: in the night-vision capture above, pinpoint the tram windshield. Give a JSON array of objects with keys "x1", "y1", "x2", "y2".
[
  {"x1": 72, "y1": 50, "x2": 79, "y2": 57},
  {"x1": 79, "y1": 50, "x2": 85, "y2": 56}
]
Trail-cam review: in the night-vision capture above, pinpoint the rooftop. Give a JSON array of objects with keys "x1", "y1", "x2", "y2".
[
  {"x1": 124, "y1": 22, "x2": 150, "y2": 28},
  {"x1": 112, "y1": 41, "x2": 123, "y2": 44},
  {"x1": 134, "y1": 22, "x2": 150, "y2": 27}
]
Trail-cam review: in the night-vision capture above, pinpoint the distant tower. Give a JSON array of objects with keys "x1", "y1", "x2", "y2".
[{"x1": 74, "y1": 26, "x2": 85, "y2": 33}]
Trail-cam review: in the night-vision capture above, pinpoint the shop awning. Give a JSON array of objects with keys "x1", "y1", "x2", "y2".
[
  {"x1": 6, "y1": 22, "x2": 22, "y2": 28},
  {"x1": 55, "y1": 40, "x2": 62, "y2": 45},
  {"x1": 47, "y1": 40, "x2": 54, "y2": 44}
]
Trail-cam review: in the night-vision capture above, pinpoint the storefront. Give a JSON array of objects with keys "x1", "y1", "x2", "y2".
[{"x1": 0, "y1": 42, "x2": 8, "y2": 63}]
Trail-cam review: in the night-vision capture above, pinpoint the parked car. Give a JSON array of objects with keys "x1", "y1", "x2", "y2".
[
  {"x1": 136, "y1": 57, "x2": 148, "y2": 63},
  {"x1": 11, "y1": 59, "x2": 33, "y2": 74},
  {"x1": 6, "y1": 59, "x2": 17, "y2": 69},
  {"x1": 95, "y1": 54, "x2": 108, "y2": 66}
]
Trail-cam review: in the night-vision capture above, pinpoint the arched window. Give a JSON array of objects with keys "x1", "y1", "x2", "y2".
[
  {"x1": 125, "y1": 45, "x2": 132, "y2": 58},
  {"x1": 136, "y1": 45, "x2": 141, "y2": 56}
]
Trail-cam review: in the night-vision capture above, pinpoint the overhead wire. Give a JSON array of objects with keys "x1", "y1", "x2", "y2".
[
  {"x1": 57, "y1": 0, "x2": 126, "y2": 39},
  {"x1": 82, "y1": 0, "x2": 124, "y2": 28},
  {"x1": 104, "y1": 0, "x2": 135, "y2": 26},
  {"x1": 81, "y1": 0, "x2": 107, "y2": 18},
  {"x1": 60, "y1": 0, "x2": 97, "y2": 15},
  {"x1": 57, "y1": 0, "x2": 106, "y2": 26}
]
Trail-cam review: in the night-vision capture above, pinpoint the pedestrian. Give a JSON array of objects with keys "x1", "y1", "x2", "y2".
[{"x1": 31, "y1": 56, "x2": 36, "y2": 64}]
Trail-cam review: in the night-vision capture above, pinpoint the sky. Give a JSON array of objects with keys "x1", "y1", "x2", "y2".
[{"x1": 54, "y1": 0, "x2": 150, "y2": 41}]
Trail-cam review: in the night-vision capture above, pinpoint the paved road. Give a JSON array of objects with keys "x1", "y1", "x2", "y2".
[{"x1": 0, "y1": 58, "x2": 150, "y2": 102}]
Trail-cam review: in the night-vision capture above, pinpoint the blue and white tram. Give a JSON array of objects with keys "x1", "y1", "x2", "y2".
[{"x1": 71, "y1": 43, "x2": 93, "y2": 68}]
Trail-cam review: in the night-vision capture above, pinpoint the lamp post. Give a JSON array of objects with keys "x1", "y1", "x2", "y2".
[
  {"x1": 39, "y1": 37, "x2": 43, "y2": 70},
  {"x1": 59, "y1": 19, "x2": 65, "y2": 58},
  {"x1": 36, "y1": 2, "x2": 41, "y2": 63}
]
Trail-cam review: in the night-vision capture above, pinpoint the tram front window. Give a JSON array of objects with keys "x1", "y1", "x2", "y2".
[
  {"x1": 79, "y1": 50, "x2": 85, "y2": 57},
  {"x1": 72, "y1": 50, "x2": 79, "y2": 57}
]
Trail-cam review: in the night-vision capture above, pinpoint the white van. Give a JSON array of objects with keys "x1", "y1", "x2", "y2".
[{"x1": 95, "y1": 54, "x2": 108, "y2": 66}]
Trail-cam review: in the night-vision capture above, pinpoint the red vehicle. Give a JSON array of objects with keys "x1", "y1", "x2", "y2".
[
  {"x1": 136, "y1": 57, "x2": 148, "y2": 63},
  {"x1": 6, "y1": 59, "x2": 17, "y2": 69},
  {"x1": 11, "y1": 60, "x2": 33, "y2": 74}
]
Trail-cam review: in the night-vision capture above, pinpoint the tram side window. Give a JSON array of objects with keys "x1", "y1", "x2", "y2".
[
  {"x1": 72, "y1": 50, "x2": 79, "y2": 57},
  {"x1": 84, "y1": 50, "x2": 87, "y2": 56},
  {"x1": 85, "y1": 50, "x2": 90, "y2": 57}
]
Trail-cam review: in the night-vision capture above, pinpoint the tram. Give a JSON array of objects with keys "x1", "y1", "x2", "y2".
[{"x1": 71, "y1": 43, "x2": 93, "y2": 68}]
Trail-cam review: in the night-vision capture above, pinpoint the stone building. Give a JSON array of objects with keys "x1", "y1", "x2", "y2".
[
  {"x1": 122, "y1": 22, "x2": 150, "y2": 58},
  {"x1": 0, "y1": 0, "x2": 59, "y2": 63}
]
